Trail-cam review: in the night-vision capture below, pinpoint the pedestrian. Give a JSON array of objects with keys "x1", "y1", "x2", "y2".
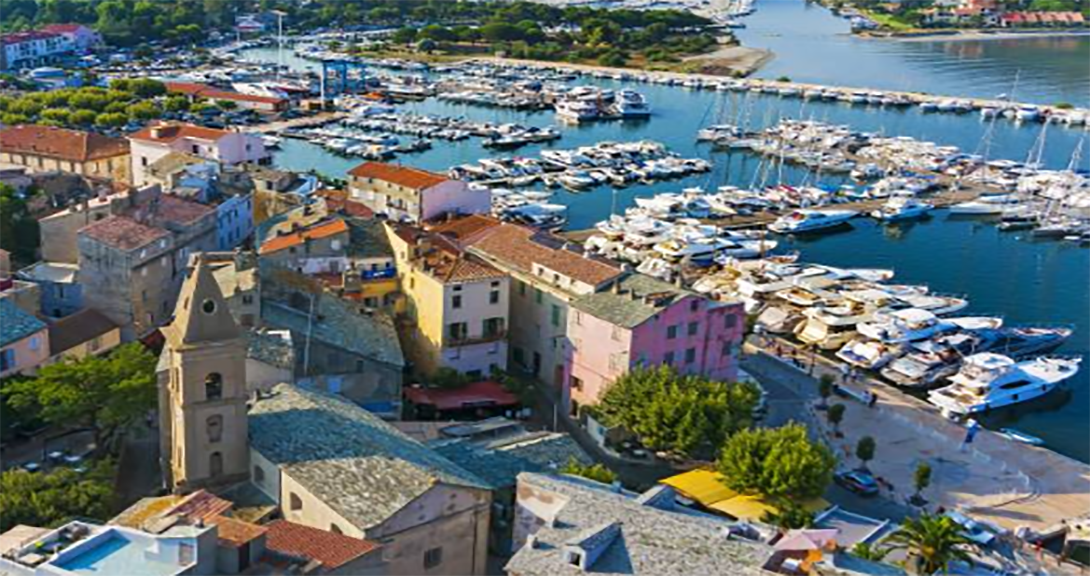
[
  {"x1": 840, "y1": 363, "x2": 850, "y2": 384},
  {"x1": 868, "y1": 391, "x2": 878, "y2": 408}
]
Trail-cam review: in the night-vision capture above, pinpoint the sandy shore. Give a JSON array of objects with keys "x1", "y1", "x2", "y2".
[{"x1": 683, "y1": 45, "x2": 775, "y2": 76}]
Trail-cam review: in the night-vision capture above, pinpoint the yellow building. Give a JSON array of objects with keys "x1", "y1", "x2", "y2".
[
  {"x1": 0, "y1": 125, "x2": 131, "y2": 183},
  {"x1": 385, "y1": 222, "x2": 509, "y2": 379}
]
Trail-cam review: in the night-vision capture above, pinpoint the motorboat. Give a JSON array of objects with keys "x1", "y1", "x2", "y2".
[
  {"x1": 999, "y1": 428, "x2": 1045, "y2": 446},
  {"x1": 870, "y1": 196, "x2": 934, "y2": 222},
  {"x1": 555, "y1": 99, "x2": 599, "y2": 123},
  {"x1": 768, "y1": 209, "x2": 858, "y2": 234},
  {"x1": 857, "y1": 308, "x2": 949, "y2": 343},
  {"x1": 795, "y1": 315, "x2": 860, "y2": 351},
  {"x1": 928, "y1": 353, "x2": 1081, "y2": 417},
  {"x1": 615, "y1": 89, "x2": 651, "y2": 118},
  {"x1": 880, "y1": 332, "x2": 988, "y2": 388},
  {"x1": 836, "y1": 338, "x2": 902, "y2": 370},
  {"x1": 948, "y1": 194, "x2": 1020, "y2": 215}
]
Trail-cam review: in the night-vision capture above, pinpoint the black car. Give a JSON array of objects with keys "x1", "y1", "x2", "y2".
[{"x1": 835, "y1": 470, "x2": 879, "y2": 497}]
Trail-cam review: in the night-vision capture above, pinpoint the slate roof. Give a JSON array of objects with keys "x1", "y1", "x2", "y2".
[
  {"x1": 433, "y1": 431, "x2": 591, "y2": 490},
  {"x1": 48, "y1": 308, "x2": 118, "y2": 355},
  {"x1": 248, "y1": 384, "x2": 489, "y2": 530},
  {"x1": 571, "y1": 273, "x2": 693, "y2": 329},
  {"x1": 247, "y1": 329, "x2": 295, "y2": 371},
  {"x1": 262, "y1": 297, "x2": 404, "y2": 368},
  {"x1": 0, "y1": 299, "x2": 47, "y2": 347},
  {"x1": 505, "y1": 473, "x2": 769, "y2": 576}
]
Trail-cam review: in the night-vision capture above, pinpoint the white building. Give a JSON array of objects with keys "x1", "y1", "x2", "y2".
[
  {"x1": 0, "y1": 31, "x2": 73, "y2": 71},
  {"x1": 129, "y1": 123, "x2": 271, "y2": 187}
]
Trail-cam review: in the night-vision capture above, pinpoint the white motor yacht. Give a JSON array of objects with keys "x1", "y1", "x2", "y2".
[
  {"x1": 555, "y1": 99, "x2": 599, "y2": 123},
  {"x1": 857, "y1": 308, "x2": 949, "y2": 343},
  {"x1": 836, "y1": 338, "x2": 902, "y2": 370},
  {"x1": 949, "y1": 194, "x2": 1020, "y2": 215},
  {"x1": 928, "y1": 353, "x2": 1081, "y2": 417},
  {"x1": 769, "y1": 209, "x2": 858, "y2": 234},
  {"x1": 871, "y1": 196, "x2": 934, "y2": 222},
  {"x1": 615, "y1": 89, "x2": 651, "y2": 118}
]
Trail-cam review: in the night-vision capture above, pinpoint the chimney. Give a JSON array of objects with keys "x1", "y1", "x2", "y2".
[
  {"x1": 562, "y1": 522, "x2": 622, "y2": 573},
  {"x1": 611, "y1": 281, "x2": 621, "y2": 295},
  {"x1": 151, "y1": 124, "x2": 165, "y2": 139}
]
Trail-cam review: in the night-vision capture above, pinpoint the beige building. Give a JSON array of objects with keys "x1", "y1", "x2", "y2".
[
  {"x1": 0, "y1": 124, "x2": 130, "y2": 183},
  {"x1": 347, "y1": 162, "x2": 488, "y2": 223},
  {"x1": 249, "y1": 384, "x2": 493, "y2": 575},
  {"x1": 158, "y1": 254, "x2": 250, "y2": 493},
  {"x1": 47, "y1": 308, "x2": 121, "y2": 361}
]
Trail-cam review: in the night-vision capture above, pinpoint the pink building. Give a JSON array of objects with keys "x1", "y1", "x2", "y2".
[
  {"x1": 567, "y1": 274, "x2": 745, "y2": 411},
  {"x1": 129, "y1": 123, "x2": 271, "y2": 187},
  {"x1": 40, "y1": 24, "x2": 101, "y2": 54}
]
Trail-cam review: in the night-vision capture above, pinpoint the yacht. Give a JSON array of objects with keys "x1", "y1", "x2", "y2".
[
  {"x1": 870, "y1": 196, "x2": 934, "y2": 222},
  {"x1": 555, "y1": 99, "x2": 599, "y2": 123},
  {"x1": 928, "y1": 353, "x2": 1081, "y2": 417},
  {"x1": 857, "y1": 308, "x2": 948, "y2": 343},
  {"x1": 768, "y1": 209, "x2": 857, "y2": 234},
  {"x1": 880, "y1": 332, "x2": 989, "y2": 388},
  {"x1": 615, "y1": 90, "x2": 651, "y2": 118},
  {"x1": 795, "y1": 313, "x2": 862, "y2": 351},
  {"x1": 836, "y1": 338, "x2": 902, "y2": 370},
  {"x1": 948, "y1": 194, "x2": 1020, "y2": 215}
]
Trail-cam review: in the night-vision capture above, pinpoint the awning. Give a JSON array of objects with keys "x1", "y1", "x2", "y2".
[
  {"x1": 708, "y1": 495, "x2": 829, "y2": 522},
  {"x1": 660, "y1": 469, "x2": 738, "y2": 507}
]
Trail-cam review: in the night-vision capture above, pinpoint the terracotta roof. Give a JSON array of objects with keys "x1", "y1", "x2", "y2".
[
  {"x1": 0, "y1": 125, "x2": 129, "y2": 162},
  {"x1": 125, "y1": 193, "x2": 215, "y2": 227},
  {"x1": 130, "y1": 122, "x2": 231, "y2": 144},
  {"x1": 40, "y1": 24, "x2": 89, "y2": 34},
  {"x1": 259, "y1": 218, "x2": 349, "y2": 255},
  {"x1": 165, "y1": 489, "x2": 234, "y2": 523},
  {"x1": 1, "y1": 31, "x2": 61, "y2": 45},
  {"x1": 390, "y1": 221, "x2": 504, "y2": 284},
  {"x1": 164, "y1": 81, "x2": 286, "y2": 105},
  {"x1": 264, "y1": 520, "x2": 380, "y2": 570},
  {"x1": 347, "y1": 162, "x2": 448, "y2": 190},
  {"x1": 316, "y1": 189, "x2": 375, "y2": 218},
  {"x1": 469, "y1": 224, "x2": 620, "y2": 287},
  {"x1": 48, "y1": 308, "x2": 118, "y2": 355},
  {"x1": 79, "y1": 215, "x2": 170, "y2": 251},
  {"x1": 208, "y1": 515, "x2": 268, "y2": 548},
  {"x1": 428, "y1": 214, "x2": 503, "y2": 245}
]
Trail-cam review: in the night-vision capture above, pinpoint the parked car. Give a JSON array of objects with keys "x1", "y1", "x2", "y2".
[
  {"x1": 945, "y1": 511, "x2": 996, "y2": 546},
  {"x1": 835, "y1": 470, "x2": 879, "y2": 497}
]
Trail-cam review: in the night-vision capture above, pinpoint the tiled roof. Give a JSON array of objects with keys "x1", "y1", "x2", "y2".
[
  {"x1": 165, "y1": 490, "x2": 233, "y2": 523},
  {"x1": 390, "y1": 222, "x2": 504, "y2": 284},
  {"x1": 164, "y1": 82, "x2": 286, "y2": 105},
  {"x1": 571, "y1": 273, "x2": 693, "y2": 329},
  {"x1": 40, "y1": 24, "x2": 89, "y2": 34},
  {"x1": 505, "y1": 473, "x2": 769, "y2": 576},
  {"x1": 428, "y1": 214, "x2": 503, "y2": 246},
  {"x1": 79, "y1": 215, "x2": 170, "y2": 252},
  {"x1": 130, "y1": 122, "x2": 231, "y2": 144},
  {"x1": 259, "y1": 218, "x2": 348, "y2": 255},
  {"x1": 248, "y1": 384, "x2": 488, "y2": 530},
  {"x1": 347, "y1": 162, "x2": 448, "y2": 190},
  {"x1": 0, "y1": 31, "x2": 61, "y2": 45},
  {"x1": 0, "y1": 299, "x2": 46, "y2": 347},
  {"x1": 264, "y1": 520, "x2": 379, "y2": 569},
  {"x1": 247, "y1": 329, "x2": 295, "y2": 371},
  {"x1": 208, "y1": 516, "x2": 268, "y2": 548},
  {"x1": 315, "y1": 189, "x2": 374, "y2": 218},
  {"x1": 468, "y1": 224, "x2": 620, "y2": 287},
  {"x1": 0, "y1": 125, "x2": 129, "y2": 162},
  {"x1": 124, "y1": 193, "x2": 215, "y2": 227},
  {"x1": 261, "y1": 295, "x2": 404, "y2": 368},
  {"x1": 48, "y1": 308, "x2": 118, "y2": 355}
]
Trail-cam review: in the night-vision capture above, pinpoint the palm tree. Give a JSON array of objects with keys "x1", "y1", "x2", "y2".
[
  {"x1": 885, "y1": 514, "x2": 974, "y2": 575},
  {"x1": 851, "y1": 542, "x2": 889, "y2": 563}
]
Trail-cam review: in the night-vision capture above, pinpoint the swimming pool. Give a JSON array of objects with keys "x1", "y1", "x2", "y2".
[{"x1": 54, "y1": 535, "x2": 183, "y2": 576}]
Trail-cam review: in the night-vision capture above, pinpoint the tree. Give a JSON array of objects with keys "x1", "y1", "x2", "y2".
[
  {"x1": 851, "y1": 542, "x2": 890, "y2": 563},
  {"x1": 886, "y1": 514, "x2": 974, "y2": 575},
  {"x1": 818, "y1": 373, "x2": 835, "y2": 409},
  {"x1": 430, "y1": 367, "x2": 472, "y2": 390},
  {"x1": 126, "y1": 101, "x2": 160, "y2": 121},
  {"x1": 0, "y1": 460, "x2": 115, "y2": 532},
  {"x1": 856, "y1": 436, "x2": 876, "y2": 470},
  {"x1": 913, "y1": 461, "x2": 932, "y2": 501},
  {"x1": 0, "y1": 184, "x2": 39, "y2": 264},
  {"x1": 827, "y1": 403, "x2": 846, "y2": 436},
  {"x1": 420, "y1": 24, "x2": 455, "y2": 43},
  {"x1": 560, "y1": 457, "x2": 617, "y2": 484},
  {"x1": 597, "y1": 366, "x2": 760, "y2": 459},
  {"x1": 481, "y1": 21, "x2": 523, "y2": 43},
  {"x1": 391, "y1": 27, "x2": 417, "y2": 44},
  {"x1": 762, "y1": 501, "x2": 814, "y2": 531},
  {"x1": 163, "y1": 95, "x2": 191, "y2": 113},
  {"x1": 70, "y1": 109, "x2": 98, "y2": 126},
  {"x1": 717, "y1": 423, "x2": 836, "y2": 501},
  {"x1": 94, "y1": 112, "x2": 128, "y2": 127},
  {"x1": 416, "y1": 38, "x2": 438, "y2": 53},
  {"x1": 4, "y1": 344, "x2": 158, "y2": 452}
]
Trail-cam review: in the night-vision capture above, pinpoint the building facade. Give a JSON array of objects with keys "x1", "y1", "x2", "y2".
[
  {"x1": 0, "y1": 30, "x2": 73, "y2": 70},
  {"x1": 0, "y1": 125, "x2": 130, "y2": 183},
  {"x1": 347, "y1": 162, "x2": 489, "y2": 223},
  {"x1": 0, "y1": 299, "x2": 49, "y2": 378},
  {"x1": 129, "y1": 123, "x2": 270, "y2": 187}
]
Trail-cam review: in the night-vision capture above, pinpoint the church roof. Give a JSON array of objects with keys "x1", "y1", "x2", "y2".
[
  {"x1": 162, "y1": 255, "x2": 241, "y2": 348},
  {"x1": 248, "y1": 384, "x2": 488, "y2": 531}
]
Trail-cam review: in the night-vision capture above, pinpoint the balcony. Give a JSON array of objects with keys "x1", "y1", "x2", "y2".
[{"x1": 445, "y1": 329, "x2": 507, "y2": 347}]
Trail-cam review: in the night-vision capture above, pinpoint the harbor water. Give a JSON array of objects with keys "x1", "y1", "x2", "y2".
[{"x1": 241, "y1": 31, "x2": 1090, "y2": 462}]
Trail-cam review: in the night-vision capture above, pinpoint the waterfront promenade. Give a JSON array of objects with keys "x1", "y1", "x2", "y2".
[{"x1": 744, "y1": 338, "x2": 1090, "y2": 533}]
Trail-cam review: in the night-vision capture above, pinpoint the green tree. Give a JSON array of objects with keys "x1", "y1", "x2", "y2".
[
  {"x1": 0, "y1": 460, "x2": 116, "y2": 532},
  {"x1": 391, "y1": 27, "x2": 417, "y2": 44},
  {"x1": 0, "y1": 184, "x2": 39, "y2": 264},
  {"x1": 481, "y1": 21, "x2": 523, "y2": 43},
  {"x1": 914, "y1": 461, "x2": 932, "y2": 500},
  {"x1": 596, "y1": 366, "x2": 759, "y2": 459},
  {"x1": 420, "y1": 24, "x2": 455, "y2": 42},
  {"x1": 70, "y1": 109, "x2": 98, "y2": 126},
  {"x1": 856, "y1": 436, "x2": 876, "y2": 470},
  {"x1": 717, "y1": 423, "x2": 836, "y2": 501},
  {"x1": 163, "y1": 95, "x2": 191, "y2": 113},
  {"x1": 886, "y1": 514, "x2": 974, "y2": 575},
  {"x1": 126, "y1": 101, "x2": 160, "y2": 121},
  {"x1": 761, "y1": 500, "x2": 814, "y2": 530},
  {"x1": 95, "y1": 112, "x2": 128, "y2": 127},
  {"x1": 4, "y1": 343, "x2": 158, "y2": 451},
  {"x1": 827, "y1": 403, "x2": 846, "y2": 436},
  {"x1": 417, "y1": 38, "x2": 438, "y2": 53},
  {"x1": 851, "y1": 542, "x2": 890, "y2": 563},
  {"x1": 818, "y1": 373, "x2": 835, "y2": 408},
  {"x1": 560, "y1": 457, "x2": 617, "y2": 484}
]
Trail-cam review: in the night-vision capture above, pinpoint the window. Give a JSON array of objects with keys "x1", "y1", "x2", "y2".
[
  {"x1": 685, "y1": 348, "x2": 696, "y2": 364},
  {"x1": 519, "y1": 281, "x2": 527, "y2": 297},
  {"x1": 330, "y1": 524, "x2": 343, "y2": 535},
  {"x1": 690, "y1": 299, "x2": 699, "y2": 312},
  {"x1": 688, "y1": 321, "x2": 699, "y2": 336},
  {"x1": 664, "y1": 351, "x2": 675, "y2": 365},
  {"x1": 89, "y1": 337, "x2": 102, "y2": 352},
  {"x1": 483, "y1": 317, "x2": 505, "y2": 338},
  {"x1": 513, "y1": 347, "x2": 525, "y2": 366},
  {"x1": 551, "y1": 304, "x2": 561, "y2": 327},
  {"x1": 290, "y1": 493, "x2": 303, "y2": 511},
  {"x1": 0, "y1": 349, "x2": 14, "y2": 372},
  {"x1": 253, "y1": 465, "x2": 265, "y2": 484},
  {"x1": 571, "y1": 376, "x2": 583, "y2": 391},
  {"x1": 447, "y1": 322, "x2": 468, "y2": 342},
  {"x1": 535, "y1": 288, "x2": 543, "y2": 304},
  {"x1": 28, "y1": 336, "x2": 39, "y2": 351},
  {"x1": 573, "y1": 311, "x2": 582, "y2": 326},
  {"x1": 424, "y1": 547, "x2": 443, "y2": 570},
  {"x1": 205, "y1": 373, "x2": 223, "y2": 401},
  {"x1": 209, "y1": 452, "x2": 223, "y2": 477},
  {"x1": 207, "y1": 415, "x2": 223, "y2": 443},
  {"x1": 242, "y1": 294, "x2": 254, "y2": 305},
  {"x1": 201, "y1": 299, "x2": 216, "y2": 315},
  {"x1": 490, "y1": 289, "x2": 500, "y2": 304},
  {"x1": 725, "y1": 314, "x2": 738, "y2": 329},
  {"x1": 452, "y1": 295, "x2": 462, "y2": 309},
  {"x1": 666, "y1": 325, "x2": 678, "y2": 339}
]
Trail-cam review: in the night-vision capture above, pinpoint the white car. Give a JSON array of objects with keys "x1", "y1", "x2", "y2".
[{"x1": 945, "y1": 511, "x2": 996, "y2": 546}]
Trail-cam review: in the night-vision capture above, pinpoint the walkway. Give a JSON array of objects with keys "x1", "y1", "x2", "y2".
[{"x1": 746, "y1": 338, "x2": 1090, "y2": 532}]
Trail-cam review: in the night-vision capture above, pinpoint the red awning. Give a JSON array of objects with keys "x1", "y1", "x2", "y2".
[{"x1": 404, "y1": 380, "x2": 519, "y2": 411}]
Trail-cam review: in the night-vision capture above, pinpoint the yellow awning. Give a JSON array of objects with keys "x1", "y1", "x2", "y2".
[
  {"x1": 660, "y1": 469, "x2": 738, "y2": 507},
  {"x1": 708, "y1": 495, "x2": 830, "y2": 522}
]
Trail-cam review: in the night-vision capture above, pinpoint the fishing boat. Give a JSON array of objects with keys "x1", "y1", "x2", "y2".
[
  {"x1": 928, "y1": 353, "x2": 1081, "y2": 418},
  {"x1": 768, "y1": 209, "x2": 858, "y2": 234}
]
